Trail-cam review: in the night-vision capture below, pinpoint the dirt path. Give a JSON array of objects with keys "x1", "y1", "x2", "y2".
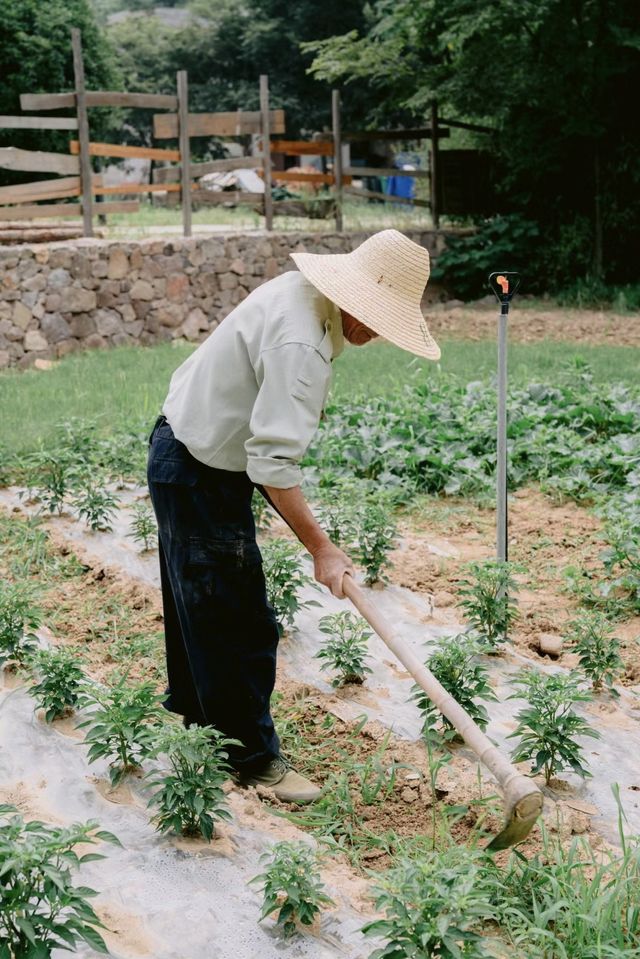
[{"x1": 427, "y1": 301, "x2": 640, "y2": 347}]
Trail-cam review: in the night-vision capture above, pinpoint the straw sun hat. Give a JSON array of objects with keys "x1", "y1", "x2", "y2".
[{"x1": 291, "y1": 229, "x2": 440, "y2": 360}]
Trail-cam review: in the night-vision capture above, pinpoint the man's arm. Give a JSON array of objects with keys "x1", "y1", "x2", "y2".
[{"x1": 263, "y1": 484, "x2": 354, "y2": 598}]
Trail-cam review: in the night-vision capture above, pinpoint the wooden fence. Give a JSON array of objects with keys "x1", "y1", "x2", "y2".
[{"x1": 0, "y1": 28, "x2": 491, "y2": 239}]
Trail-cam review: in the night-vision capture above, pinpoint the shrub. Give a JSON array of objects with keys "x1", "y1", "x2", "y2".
[
  {"x1": 508, "y1": 669, "x2": 599, "y2": 785},
  {"x1": 0, "y1": 583, "x2": 40, "y2": 670},
  {"x1": 362, "y1": 846, "x2": 496, "y2": 958},
  {"x1": 355, "y1": 500, "x2": 398, "y2": 586},
  {"x1": 72, "y1": 482, "x2": 118, "y2": 532},
  {"x1": 0, "y1": 805, "x2": 119, "y2": 958},
  {"x1": 316, "y1": 611, "x2": 372, "y2": 687},
  {"x1": 146, "y1": 724, "x2": 236, "y2": 840},
  {"x1": 77, "y1": 677, "x2": 166, "y2": 785},
  {"x1": 456, "y1": 560, "x2": 520, "y2": 651},
  {"x1": 262, "y1": 538, "x2": 318, "y2": 634},
  {"x1": 29, "y1": 647, "x2": 85, "y2": 722},
  {"x1": 251, "y1": 841, "x2": 334, "y2": 939},
  {"x1": 411, "y1": 632, "x2": 497, "y2": 743},
  {"x1": 127, "y1": 501, "x2": 157, "y2": 551},
  {"x1": 567, "y1": 610, "x2": 624, "y2": 694}
]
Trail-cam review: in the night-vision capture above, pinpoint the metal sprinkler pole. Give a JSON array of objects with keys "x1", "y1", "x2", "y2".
[{"x1": 489, "y1": 272, "x2": 521, "y2": 637}]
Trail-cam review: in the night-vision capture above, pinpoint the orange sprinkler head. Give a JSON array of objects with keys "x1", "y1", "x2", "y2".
[{"x1": 497, "y1": 275, "x2": 509, "y2": 294}]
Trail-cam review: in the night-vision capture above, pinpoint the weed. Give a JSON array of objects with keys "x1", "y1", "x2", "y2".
[
  {"x1": 127, "y1": 501, "x2": 157, "y2": 551},
  {"x1": 261, "y1": 538, "x2": 318, "y2": 633},
  {"x1": 356, "y1": 500, "x2": 398, "y2": 586},
  {"x1": 77, "y1": 677, "x2": 166, "y2": 784},
  {"x1": 411, "y1": 633, "x2": 497, "y2": 743},
  {"x1": 315, "y1": 611, "x2": 372, "y2": 686},
  {"x1": 146, "y1": 724, "x2": 236, "y2": 840},
  {"x1": 508, "y1": 669, "x2": 599, "y2": 784},
  {"x1": 71, "y1": 482, "x2": 118, "y2": 532},
  {"x1": 0, "y1": 583, "x2": 40, "y2": 670},
  {"x1": 0, "y1": 804, "x2": 119, "y2": 957},
  {"x1": 362, "y1": 845, "x2": 497, "y2": 958},
  {"x1": 29, "y1": 647, "x2": 85, "y2": 722},
  {"x1": 251, "y1": 841, "x2": 334, "y2": 938},
  {"x1": 567, "y1": 610, "x2": 624, "y2": 694},
  {"x1": 456, "y1": 560, "x2": 520, "y2": 651}
]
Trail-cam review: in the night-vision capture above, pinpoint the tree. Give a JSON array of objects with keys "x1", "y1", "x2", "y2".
[
  {"x1": 0, "y1": 0, "x2": 118, "y2": 168},
  {"x1": 307, "y1": 0, "x2": 640, "y2": 288}
]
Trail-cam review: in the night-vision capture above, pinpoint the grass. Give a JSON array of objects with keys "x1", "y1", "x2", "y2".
[{"x1": 1, "y1": 336, "x2": 638, "y2": 458}]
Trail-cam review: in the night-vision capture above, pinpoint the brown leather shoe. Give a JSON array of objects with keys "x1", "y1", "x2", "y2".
[{"x1": 239, "y1": 757, "x2": 322, "y2": 804}]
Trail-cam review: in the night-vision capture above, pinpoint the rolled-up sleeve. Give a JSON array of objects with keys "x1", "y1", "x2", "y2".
[{"x1": 245, "y1": 342, "x2": 331, "y2": 488}]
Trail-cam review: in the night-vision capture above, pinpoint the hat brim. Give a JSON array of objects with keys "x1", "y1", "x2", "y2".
[{"x1": 291, "y1": 250, "x2": 441, "y2": 361}]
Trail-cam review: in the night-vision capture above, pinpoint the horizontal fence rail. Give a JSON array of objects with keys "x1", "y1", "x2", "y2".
[
  {"x1": 153, "y1": 109, "x2": 285, "y2": 139},
  {"x1": 0, "y1": 148, "x2": 79, "y2": 176}
]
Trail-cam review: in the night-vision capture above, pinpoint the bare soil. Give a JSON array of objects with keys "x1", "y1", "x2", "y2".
[
  {"x1": 392, "y1": 486, "x2": 640, "y2": 684},
  {"x1": 428, "y1": 301, "x2": 640, "y2": 347}
]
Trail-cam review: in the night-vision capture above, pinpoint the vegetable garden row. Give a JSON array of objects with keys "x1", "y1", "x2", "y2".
[{"x1": 1, "y1": 363, "x2": 639, "y2": 958}]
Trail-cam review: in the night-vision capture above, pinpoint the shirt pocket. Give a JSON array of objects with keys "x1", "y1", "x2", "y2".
[{"x1": 290, "y1": 347, "x2": 329, "y2": 404}]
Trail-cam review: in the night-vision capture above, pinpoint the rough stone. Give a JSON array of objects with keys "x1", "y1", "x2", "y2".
[
  {"x1": 130, "y1": 279, "x2": 154, "y2": 301},
  {"x1": 22, "y1": 273, "x2": 46, "y2": 293},
  {"x1": 107, "y1": 248, "x2": 129, "y2": 280},
  {"x1": 58, "y1": 287, "x2": 97, "y2": 313},
  {"x1": 84, "y1": 333, "x2": 107, "y2": 350},
  {"x1": 40, "y1": 313, "x2": 71, "y2": 344},
  {"x1": 69, "y1": 314, "x2": 96, "y2": 338},
  {"x1": 229, "y1": 258, "x2": 245, "y2": 275},
  {"x1": 12, "y1": 301, "x2": 32, "y2": 330},
  {"x1": 538, "y1": 633, "x2": 563, "y2": 658},
  {"x1": 24, "y1": 330, "x2": 49, "y2": 352},
  {"x1": 56, "y1": 339, "x2": 80, "y2": 358},
  {"x1": 95, "y1": 309, "x2": 123, "y2": 337},
  {"x1": 181, "y1": 307, "x2": 208, "y2": 341},
  {"x1": 92, "y1": 260, "x2": 108, "y2": 278},
  {"x1": 0, "y1": 350, "x2": 9, "y2": 369},
  {"x1": 48, "y1": 268, "x2": 71, "y2": 288},
  {"x1": 166, "y1": 273, "x2": 189, "y2": 300},
  {"x1": 219, "y1": 273, "x2": 238, "y2": 291}
]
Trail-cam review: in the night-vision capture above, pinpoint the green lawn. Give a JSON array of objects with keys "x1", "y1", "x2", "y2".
[{"x1": 1, "y1": 337, "x2": 638, "y2": 458}]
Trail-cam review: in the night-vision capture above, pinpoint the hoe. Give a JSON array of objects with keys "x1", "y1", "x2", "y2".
[{"x1": 344, "y1": 271, "x2": 543, "y2": 851}]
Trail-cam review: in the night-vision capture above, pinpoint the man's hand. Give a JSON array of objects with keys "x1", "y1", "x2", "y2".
[{"x1": 312, "y1": 542, "x2": 355, "y2": 599}]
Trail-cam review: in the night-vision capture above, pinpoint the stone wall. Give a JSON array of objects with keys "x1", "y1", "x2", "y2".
[{"x1": 0, "y1": 229, "x2": 447, "y2": 369}]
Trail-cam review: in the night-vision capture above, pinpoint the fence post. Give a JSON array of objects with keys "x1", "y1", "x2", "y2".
[
  {"x1": 71, "y1": 28, "x2": 93, "y2": 238},
  {"x1": 332, "y1": 89, "x2": 343, "y2": 232},
  {"x1": 259, "y1": 75, "x2": 273, "y2": 231},
  {"x1": 429, "y1": 100, "x2": 440, "y2": 229},
  {"x1": 177, "y1": 70, "x2": 192, "y2": 238}
]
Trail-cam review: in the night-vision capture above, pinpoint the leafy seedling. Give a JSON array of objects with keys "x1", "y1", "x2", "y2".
[
  {"x1": 362, "y1": 846, "x2": 497, "y2": 959},
  {"x1": 567, "y1": 610, "x2": 624, "y2": 694},
  {"x1": 355, "y1": 500, "x2": 398, "y2": 586},
  {"x1": 262, "y1": 538, "x2": 318, "y2": 634},
  {"x1": 0, "y1": 804, "x2": 119, "y2": 958},
  {"x1": 29, "y1": 647, "x2": 85, "y2": 722},
  {"x1": 25, "y1": 453, "x2": 77, "y2": 516},
  {"x1": 411, "y1": 632, "x2": 497, "y2": 743},
  {"x1": 252, "y1": 489, "x2": 275, "y2": 531},
  {"x1": 251, "y1": 841, "x2": 334, "y2": 939},
  {"x1": 72, "y1": 482, "x2": 118, "y2": 532},
  {"x1": 0, "y1": 583, "x2": 40, "y2": 670},
  {"x1": 315, "y1": 610, "x2": 372, "y2": 686},
  {"x1": 599, "y1": 514, "x2": 640, "y2": 614},
  {"x1": 317, "y1": 500, "x2": 357, "y2": 549},
  {"x1": 456, "y1": 559, "x2": 520, "y2": 651},
  {"x1": 127, "y1": 501, "x2": 157, "y2": 551},
  {"x1": 508, "y1": 669, "x2": 599, "y2": 785},
  {"x1": 146, "y1": 724, "x2": 237, "y2": 840},
  {"x1": 77, "y1": 677, "x2": 166, "y2": 785}
]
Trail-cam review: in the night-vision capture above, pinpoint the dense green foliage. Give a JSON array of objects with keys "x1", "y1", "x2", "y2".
[
  {"x1": 316, "y1": 610, "x2": 372, "y2": 686},
  {"x1": 261, "y1": 538, "x2": 318, "y2": 633},
  {"x1": 307, "y1": 0, "x2": 640, "y2": 294},
  {"x1": 456, "y1": 560, "x2": 520, "y2": 651},
  {"x1": 0, "y1": 0, "x2": 116, "y2": 172},
  {"x1": 29, "y1": 647, "x2": 86, "y2": 722},
  {"x1": 566, "y1": 611, "x2": 624, "y2": 693},
  {"x1": 0, "y1": 583, "x2": 40, "y2": 670}
]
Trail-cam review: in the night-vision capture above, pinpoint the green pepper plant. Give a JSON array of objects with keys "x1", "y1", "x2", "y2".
[
  {"x1": 262, "y1": 538, "x2": 319, "y2": 634},
  {"x1": 315, "y1": 610, "x2": 372, "y2": 686},
  {"x1": 146, "y1": 724, "x2": 237, "y2": 840},
  {"x1": 0, "y1": 583, "x2": 40, "y2": 670},
  {"x1": 508, "y1": 669, "x2": 599, "y2": 785},
  {"x1": 456, "y1": 559, "x2": 520, "y2": 652},
  {"x1": 251, "y1": 841, "x2": 334, "y2": 939},
  {"x1": 567, "y1": 610, "x2": 624, "y2": 694},
  {"x1": 0, "y1": 804, "x2": 119, "y2": 958},
  {"x1": 29, "y1": 647, "x2": 86, "y2": 722}
]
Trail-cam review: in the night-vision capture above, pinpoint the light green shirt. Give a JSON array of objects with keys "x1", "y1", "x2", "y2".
[{"x1": 163, "y1": 270, "x2": 344, "y2": 488}]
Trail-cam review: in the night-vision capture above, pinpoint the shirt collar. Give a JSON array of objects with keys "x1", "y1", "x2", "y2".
[{"x1": 324, "y1": 297, "x2": 345, "y2": 359}]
